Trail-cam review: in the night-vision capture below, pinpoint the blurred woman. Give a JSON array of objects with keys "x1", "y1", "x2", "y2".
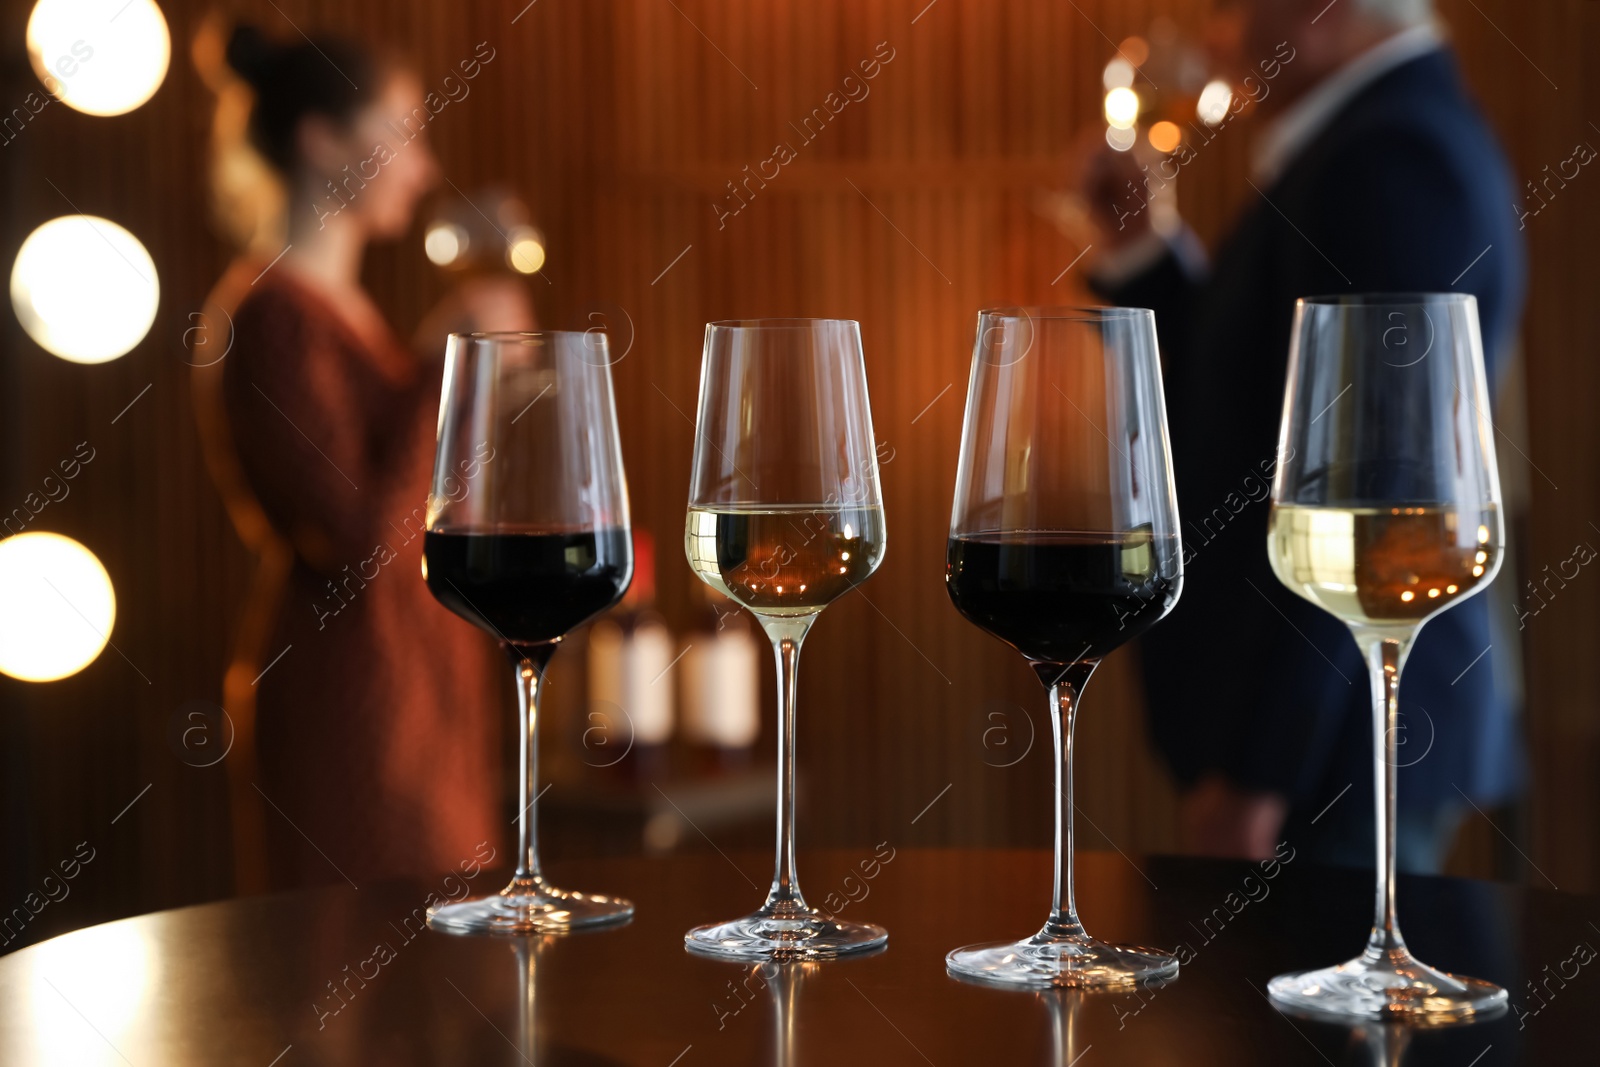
[{"x1": 194, "y1": 23, "x2": 529, "y2": 890}]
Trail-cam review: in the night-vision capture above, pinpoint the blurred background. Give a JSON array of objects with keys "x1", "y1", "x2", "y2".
[{"x1": 1, "y1": 0, "x2": 1596, "y2": 950}]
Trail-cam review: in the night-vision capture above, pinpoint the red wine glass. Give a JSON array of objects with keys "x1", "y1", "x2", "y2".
[
  {"x1": 945, "y1": 307, "x2": 1183, "y2": 987},
  {"x1": 422, "y1": 331, "x2": 634, "y2": 934}
]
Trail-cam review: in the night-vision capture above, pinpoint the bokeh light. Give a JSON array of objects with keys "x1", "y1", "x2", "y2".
[
  {"x1": 1104, "y1": 87, "x2": 1140, "y2": 130},
  {"x1": 1197, "y1": 79, "x2": 1233, "y2": 126},
  {"x1": 1105, "y1": 125, "x2": 1137, "y2": 153},
  {"x1": 12, "y1": 215, "x2": 159, "y2": 364},
  {"x1": 506, "y1": 226, "x2": 546, "y2": 275},
  {"x1": 0, "y1": 532, "x2": 116, "y2": 683},
  {"x1": 1102, "y1": 58, "x2": 1134, "y2": 90},
  {"x1": 1148, "y1": 120, "x2": 1182, "y2": 154},
  {"x1": 26, "y1": 0, "x2": 171, "y2": 117},
  {"x1": 424, "y1": 222, "x2": 468, "y2": 266},
  {"x1": 1118, "y1": 35, "x2": 1149, "y2": 68}
]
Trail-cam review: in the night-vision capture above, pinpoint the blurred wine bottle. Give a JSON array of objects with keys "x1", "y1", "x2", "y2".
[
  {"x1": 587, "y1": 530, "x2": 675, "y2": 779},
  {"x1": 678, "y1": 580, "x2": 762, "y2": 772}
]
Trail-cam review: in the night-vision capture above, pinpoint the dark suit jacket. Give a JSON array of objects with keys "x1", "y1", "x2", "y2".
[{"x1": 1097, "y1": 49, "x2": 1526, "y2": 819}]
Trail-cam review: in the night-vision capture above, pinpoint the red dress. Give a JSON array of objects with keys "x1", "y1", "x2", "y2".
[{"x1": 221, "y1": 270, "x2": 501, "y2": 889}]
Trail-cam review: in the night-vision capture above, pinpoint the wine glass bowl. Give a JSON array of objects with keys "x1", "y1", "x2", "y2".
[
  {"x1": 1267, "y1": 504, "x2": 1500, "y2": 639},
  {"x1": 945, "y1": 307, "x2": 1183, "y2": 987},
  {"x1": 682, "y1": 318, "x2": 889, "y2": 960},
  {"x1": 422, "y1": 331, "x2": 636, "y2": 935},
  {"x1": 684, "y1": 504, "x2": 885, "y2": 618},
  {"x1": 1265, "y1": 293, "x2": 1508, "y2": 1021}
]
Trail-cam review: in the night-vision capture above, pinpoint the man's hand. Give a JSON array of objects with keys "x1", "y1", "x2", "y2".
[{"x1": 1179, "y1": 773, "x2": 1288, "y2": 860}]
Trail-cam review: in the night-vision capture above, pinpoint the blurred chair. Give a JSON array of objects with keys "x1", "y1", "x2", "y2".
[{"x1": 189, "y1": 262, "x2": 284, "y2": 895}]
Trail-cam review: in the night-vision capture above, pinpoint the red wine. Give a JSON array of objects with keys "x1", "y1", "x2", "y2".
[
  {"x1": 946, "y1": 531, "x2": 1179, "y2": 682},
  {"x1": 423, "y1": 529, "x2": 632, "y2": 647}
]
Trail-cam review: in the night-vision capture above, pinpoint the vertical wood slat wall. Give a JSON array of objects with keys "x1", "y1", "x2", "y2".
[{"x1": 0, "y1": 0, "x2": 1594, "y2": 941}]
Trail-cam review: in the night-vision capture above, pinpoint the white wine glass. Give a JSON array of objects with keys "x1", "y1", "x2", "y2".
[
  {"x1": 682, "y1": 318, "x2": 887, "y2": 960},
  {"x1": 1267, "y1": 293, "x2": 1507, "y2": 1021}
]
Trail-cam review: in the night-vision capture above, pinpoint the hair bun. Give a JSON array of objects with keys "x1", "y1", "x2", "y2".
[{"x1": 225, "y1": 23, "x2": 277, "y2": 88}]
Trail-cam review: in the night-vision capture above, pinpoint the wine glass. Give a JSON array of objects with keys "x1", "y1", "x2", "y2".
[
  {"x1": 1266, "y1": 293, "x2": 1507, "y2": 1021},
  {"x1": 422, "y1": 331, "x2": 635, "y2": 934},
  {"x1": 945, "y1": 307, "x2": 1183, "y2": 987},
  {"x1": 683, "y1": 318, "x2": 887, "y2": 959}
]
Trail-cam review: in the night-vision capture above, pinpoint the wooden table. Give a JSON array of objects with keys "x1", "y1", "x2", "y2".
[{"x1": 0, "y1": 848, "x2": 1588, "y2": 1065}]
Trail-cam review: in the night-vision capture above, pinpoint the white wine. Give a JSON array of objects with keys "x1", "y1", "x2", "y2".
[
  {"x1": 685, "y1": 505, "x2": 885, "y2": 617},
  {"x1": 1268, "y1": 505, "x2": 1499, "y2": 630}
]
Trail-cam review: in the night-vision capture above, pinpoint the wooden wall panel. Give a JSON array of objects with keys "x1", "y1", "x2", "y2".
[
  {"x1": 1, "y1": 0, "x2": 1596, "y2": 948},
  {"x1": 1440, "y1": 0, "x2": 1600, "y2": 890}
]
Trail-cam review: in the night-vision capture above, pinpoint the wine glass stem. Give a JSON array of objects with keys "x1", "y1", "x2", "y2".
[
  {"x1": 512, "y1": 644, "x2": 557, "y2": 885},
  {"x1": 1364, "y1": 635, "x2": 1409, "y2": 958},
  {"x1": 1045, "y1": 662, "x2": 1097, "y2": 939},
  {"x1": 763, "y1": 622, "x2": 812, "y2": 916}
]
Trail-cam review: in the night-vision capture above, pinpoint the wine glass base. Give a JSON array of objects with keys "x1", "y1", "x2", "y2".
[
  {"x1": 685, "y1": 911, "x2": 887, "y2": 961},
  {"x1": 427, "y1": 878, "x2": 634, "y2": 936},
  {"x1": 947, "y1": 932, "x2": 1179, "y2": 989},
  {"x1": 1267, "y1": 951, "x2": 1508, "y2": 1023}
]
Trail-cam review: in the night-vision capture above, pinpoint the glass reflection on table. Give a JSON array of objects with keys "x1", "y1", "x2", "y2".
[
  {"x1": 501, "y1": 932, "x2": 634, "y2": 1067},
  {"x1": 1039, "y1": 989, "x2": 1085, "y2": 1067},
  {"x1": 511, "y1": 934, "x2": 556, "y2": 1065},
  {"x1": 1348, "y1": 1022, "x2": 1413, "y2": 1067}
]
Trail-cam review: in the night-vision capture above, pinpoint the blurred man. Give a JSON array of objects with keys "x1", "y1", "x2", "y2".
[{"x1": 1085, "y1": 0, "x2": 1525, "y2": 871}]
